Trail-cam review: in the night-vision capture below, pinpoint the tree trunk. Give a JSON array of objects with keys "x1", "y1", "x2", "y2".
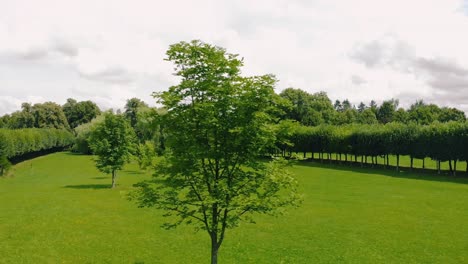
[
  {"x1": 396, "y1": 154, "x2": 400, "y2": 172},
  {"x1": 211, "y1": 235, "x2": 219, "y2": 264},
  {"x1": 365, "y1": 156, "x2": 368, "y2": 164},
  {"x1": 386, "y1": 155, "x2": 389, "y2": 167},
  {"x1": 453, "y1": 160, "x2": 457, "y2": 176},
  {"x1": 466, "y1": 160, "x2": 468, "y2": 174},
  {"x1": 111, "y1": 170, "x2": 117, "y2": 188},
  {"x1": 354, "y1": 155, "x2": 357, "y2": 163},
  {"x1": 449, "y1": 160, "x2": 453, "y2": 174},
  {"x1": 345, "y1": 154, "x2": 348, "y2": 162},
  {"x1": 437, "y1": 160, "x2": 441, "y2": 174},
  {"x1": 361, "y1": 156, "x2": 363, "y2": 167},
  {"x1": 422, "y1": 158, "x2": 425, "y2": 169},
  {"x1": 410, "y1": 156, "x2": 413, "y2": 171}
]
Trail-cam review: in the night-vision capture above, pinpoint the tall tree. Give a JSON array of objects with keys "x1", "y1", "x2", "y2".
[
  {"x1": 131, "y1": 40, "x2": 299, "y2": 264},
  {"x1": 33, "y1": 102, "x2": 70, "y2": 129},
  {"x1": 124, "y1": 98, "x2": 148, "y2": 129},
  {"x1": 357, "y1": 102, "x2": 367, "y2": 113},
  {"x1": 376, "y1": 99, "x2": 398, "y2": 124},
  {"x1": 88, "y1": 112, "x2": 135, "y2": 188},
  {"x1": 63, "y1": 98, "x2": 101, "y2": 128}
]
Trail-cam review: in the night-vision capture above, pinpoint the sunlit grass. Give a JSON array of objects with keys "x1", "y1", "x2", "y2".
[{"x1": 1, "y1": 152, "x2": 467, "y2": 263}]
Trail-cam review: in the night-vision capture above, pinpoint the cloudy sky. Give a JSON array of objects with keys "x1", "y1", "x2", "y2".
[{"x1": 1, "y1": 0, "x2": 468, "y2": 114}]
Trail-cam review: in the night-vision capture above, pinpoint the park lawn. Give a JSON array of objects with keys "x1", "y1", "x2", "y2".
[{"x1": 1, "y1": 152, "x2": 468, "y2": 263}]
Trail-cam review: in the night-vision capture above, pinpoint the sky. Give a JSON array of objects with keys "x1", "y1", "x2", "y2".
[{"x1": 1, "y1": 0, "x2": 468, "y2": 115}]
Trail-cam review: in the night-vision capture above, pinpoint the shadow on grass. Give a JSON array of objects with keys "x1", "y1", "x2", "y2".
[
  {"x1": 294, "y1": 160, "x2": 468, "y2": 185},
  {"x1": 91, "y1": 176, "x2": 108, "y2": 180},
  {"x1": 64, "y1": 184, "x2": 111, "y2": 189},
  {"x1": 63, "y1": 152, "x2": 90, "y2": 156},
  {"x1": 124, "y1": 170, "x2": 145, "y2": 175}
]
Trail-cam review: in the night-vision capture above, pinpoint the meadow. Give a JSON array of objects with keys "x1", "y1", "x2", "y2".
[{"x1": 1, "y1": 152, "x2": 468, "y2": 263}]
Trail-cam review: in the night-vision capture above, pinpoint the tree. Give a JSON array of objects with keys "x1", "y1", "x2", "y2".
[
  {"x1": 376, "y1": 99, "x2": 398, "y2": 124},
  {"x1": 88, "y1": 112, "x2": 135, "y2": 188},
  {"x1": 334, "y1": 99, "x2": 342, "y2": 112},
  {"x1": 131, "y1": 40, "x2": 299, "y2": 264},
  {"x1": 438, "y1": 107, "x2": 466, "y2": 123},
  {"x1": 393, "y1": 108, "x2": 409, "y2": 123},
  {"x1": 63, "y1": 99, "x2": 101, "y2": 128},
  {"x1": 357, "y1": 108, "x2": 377, "y2": 124},
  {"x1": 357, "y1": 102, "x2": 367, "y2": 113},
  {"x1": 408, "y1": 100, "x2": 441, "y2": 125},
  {"x1": 33, "y1": 102, "x2": 70, "y2": 129},
  {"x1": 124, "y1": 98, "x2": 148, "y2": 130}
]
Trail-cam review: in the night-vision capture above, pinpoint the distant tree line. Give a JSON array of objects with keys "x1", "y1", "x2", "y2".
[
  {"x1": 0, "y1": 99, "x2": 100, "y2": 130},
  {"x1": 278, "y1": 88, "x2": 466, "y2": 126},
  {"x1": 273, "y1": 121, "x2": 468, "y2": 175},
  {"x1": 1, "y1": 88, "x2": 467, "y2": 177}
]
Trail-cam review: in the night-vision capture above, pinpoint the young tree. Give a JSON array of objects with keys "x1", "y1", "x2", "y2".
[
  {"x1": 132, "y1": 40, "x2": 300, "y2": 264},
  {"x1": 88, "y1": 112, "x2": 135, "y2": 188}
]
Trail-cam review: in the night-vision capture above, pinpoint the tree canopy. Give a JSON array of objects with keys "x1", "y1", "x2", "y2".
[{"x1": 132, "y1": 40, "x2": 300, "y2": 264}]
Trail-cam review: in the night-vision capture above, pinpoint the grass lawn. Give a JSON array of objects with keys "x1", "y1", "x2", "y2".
[{"x1": 1, "y1": 152, "x2": 468, "y2": 263}]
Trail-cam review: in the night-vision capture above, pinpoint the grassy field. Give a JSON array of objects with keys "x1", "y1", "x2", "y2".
[{"x1": 1, "y1": 152, "x2": 468, "y2": 263}]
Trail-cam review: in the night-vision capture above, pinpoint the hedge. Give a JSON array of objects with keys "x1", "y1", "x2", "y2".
[{"x1": 274, "y1": 121, "x2": 468, "y2": 174}]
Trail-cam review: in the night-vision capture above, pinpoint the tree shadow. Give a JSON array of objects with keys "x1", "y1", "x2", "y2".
[
  {"x1": 124, "y1": 170, "x2": 145, "y2": 175},
  {"x1": 295, "y1": 160, "x2": 468, "y2": 185},
  {"x1": 91, "y1": 177, "x2": 108, "y2": 180},
  {"x1": 64, "y1": 184, "x2": 111, "y2": 189}
]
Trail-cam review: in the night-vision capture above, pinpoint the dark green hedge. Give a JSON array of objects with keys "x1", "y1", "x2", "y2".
[{"x1": 275, "y1": 121, "x2": 468, "y2": 173}]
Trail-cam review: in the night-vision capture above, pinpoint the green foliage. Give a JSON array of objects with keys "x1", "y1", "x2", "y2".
[
  {"x1": 72, "y1": 115, "x2": 105, "y2": 154},
  {"x1": 279, "y1": 88, "x2": 334, "y2": 126},
  {"x1": 0, "y1": 128, "x2": 74, "y2": 159},
  {"x1": 88, "y1": 112, "x2": 136, "y2": 188},
  {"x1": 132, "y1": 40, "x2": 299, "y2": 263},
  {"x1": 63, "y1": 98, "x2": 101, "y2": 128},
  {"x1": 124, "y1": 98, "x2": 148, "y2": 131},
  {"x1": 279, "y1": 121, "x2": 468, "y2": 174},
  {"x1": 135, "y1": 141, "x2": 155, "y2": 170}
]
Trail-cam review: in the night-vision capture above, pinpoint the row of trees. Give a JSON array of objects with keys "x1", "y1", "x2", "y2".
[
  {"x1": 0, "y1": 128, "x2": 74, "y2": 174},
  {"x1": 274, "y1": 121, "x2": 468, "y2": 175},
  {"x1": 279, "y1": 88, "x2": 466, "y2": 126},
  {"x1": 0, "y1": 100, "x2": 101, "y2": 130},
  {"x1": 2, "y1": 89, "x2": 465, "y2": 133}
]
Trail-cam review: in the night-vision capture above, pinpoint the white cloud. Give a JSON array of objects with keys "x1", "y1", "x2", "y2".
[{"x1": 0, "y1": 0, "x2": 468, "y2": 114}]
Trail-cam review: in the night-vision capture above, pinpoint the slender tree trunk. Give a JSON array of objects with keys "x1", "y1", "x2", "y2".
[
  {"x1": 303, "y1": 152, "x2": 306, "y2": 159},
  {"x1": 422, "y1": 158, "x2": 425, "y2": 169},
  {"x1": 386, "y1": 155, "x2": 389, "y2": 167},
  {"x1": 437, "y1": 160, "x2": 441, "y2": 174},
  {"x1": 466, "y1": 160, "x2": 468, "y2": 174},
  {"x1": 365, "y1": 156, "x2": 368, "y2": 164},
  {"x1": 111, "y1": 170, "x2": 117, "y2": 188},
  {"x1": 360, "y1": 156, "x2": 363, "y2": 167},
  {"x1": 453, "y1": 160, "x2": 457, "y2": 176},
  {"x1": 354, "y1": 155, "x2": 357, "y2": 163},
  {"x1": 211, "y1": 235, "x2": 219, "y2": 264},
  {"x1": 345, "y1": 154, "x2": 348, "y2": 162},
  {"x1": 449, "y1": 160, "x2": 453, "y2": 174},
  {"x1": 410, "y1": 156, "x2": 413, "y2": 171},
  {"x1": 396, "y1": 154, "x2": 400, "y2": 172}
]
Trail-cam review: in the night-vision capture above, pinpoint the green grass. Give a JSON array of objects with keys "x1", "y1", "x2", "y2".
[{"x1": 1, "y1": 152, "x2": 468, "y2": 263}]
